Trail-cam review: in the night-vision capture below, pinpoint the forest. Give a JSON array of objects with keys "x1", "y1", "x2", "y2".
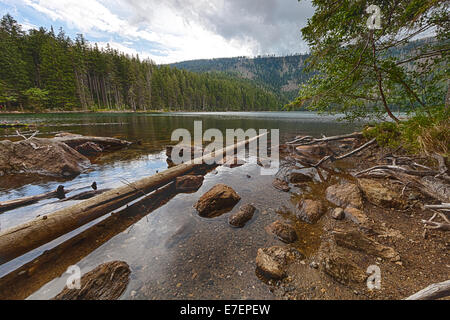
[{"x1": 0, "y1": 14, "x2": 282, "y2": 112}]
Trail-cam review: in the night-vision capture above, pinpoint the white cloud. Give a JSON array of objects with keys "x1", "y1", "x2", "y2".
[{"x1": 16, "y1": 0, "x2": 312, "y2": 63}]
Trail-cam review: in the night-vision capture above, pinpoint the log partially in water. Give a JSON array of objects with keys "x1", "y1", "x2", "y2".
[
  {"x1": 0, "y1": 133, "x2": 266, "y2": 265},
  {"x1": 0, "y1": 186, "x2": 68, "y2": 214}
]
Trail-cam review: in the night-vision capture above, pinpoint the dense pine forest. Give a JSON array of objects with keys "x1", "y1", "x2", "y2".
[
  {"x1": 170, "y1": 54, "x2": 313, "y2": 101},
  {"x1": 0, "y1": 14, "x2": 282, "y2": 112}
]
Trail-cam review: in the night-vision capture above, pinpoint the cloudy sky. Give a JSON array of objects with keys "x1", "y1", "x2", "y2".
[{"x1": 0, "y1": 0, "x2": 314, "y2": 64}]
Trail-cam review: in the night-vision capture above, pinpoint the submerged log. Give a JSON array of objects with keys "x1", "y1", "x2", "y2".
[
  {"x1": 53, "y1": 261, "x2": 131, "y2": 300},
  {"x1": 0, "y1": 133, "x2": 266, "y2": 265}
]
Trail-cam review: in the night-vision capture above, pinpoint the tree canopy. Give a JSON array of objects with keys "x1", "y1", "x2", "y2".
[{"x1": 292, "y1": 0, "x2": 449, "y2": 122}]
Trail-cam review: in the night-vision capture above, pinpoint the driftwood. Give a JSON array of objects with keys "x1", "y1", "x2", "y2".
[
  {"x1": 405, "y1": 280, "x2": 450, "y2": 300},
  {"x1": 0, "y1": 186, "x2": 67, "y2": 214},
  {"x1": 53, "y1": 261, "x2": 131, "y2": 300},
  {"x1": 0, "y1": 133, "x2": 266, "y2": 265},
  {"x1": 53, "y1": 134, "x2": 132, "y2": 151},
  {"x1": 286, "y1": 132, "x2": 363, "y2": 146},
  {"x1": 312, "y1": 138, "x2": 377, "y2": 167},
  {"x1": 0, "y1": 183, "x2": 99, "y2": 214}
]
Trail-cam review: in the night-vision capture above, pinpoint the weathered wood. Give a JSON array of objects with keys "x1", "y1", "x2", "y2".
[
  {"x1": 287, "y1": 132, "x2": 363, "y2": 146},
  {"x1": 0, "y1": 133, "x2": 266, "y2": 265},
  {"x1": 53, "y1": 261, "x2": 131, "y2": 300},
  {"x1": 0, "y1": 186, "x2": 68, "y2": 213},
  {"x1": 53, "y1": 134, "x2": 132, "y2": 150},
  {"x1": 405, "y1": 280, "x2": 450, "y2": 300}
]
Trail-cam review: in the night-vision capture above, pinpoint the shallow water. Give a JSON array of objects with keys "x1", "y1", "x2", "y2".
[{"x1": 0, "y1": 112, "x2": 359, "y2": 300}]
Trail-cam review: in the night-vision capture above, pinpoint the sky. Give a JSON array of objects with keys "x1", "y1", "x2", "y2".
[{"x1": 0, "y1": 0, "x2": 315, "y2": 64}]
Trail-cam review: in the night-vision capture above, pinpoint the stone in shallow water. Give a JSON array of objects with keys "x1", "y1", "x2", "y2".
[
  {"x1": 296, "y1": 199, "x2": 326, "y2": 223},
  {"x1": 194, "y1": 184, "x2": 241, "y2": 218},
  {"x1": 326, "y1": 181, "x2": 363, "y2": 210},
  {"x1": 53, "y1": 261, "x2": 131, "y2": 300},
  {"x1": 256, "y1": 246, "x2": 303, "y2": 281},
  {"x1": 289, "y1": 171, "x2": 313, "y2": 184},
  {"x1": 228, "y1": 204, "x2": 256, "y2": 228},
  {"x1": 265, "y1": 220, "x2": 298, "y2": 244},
  {"x1": 272, "y1": 178, "x2": 290, "y2": 192}
]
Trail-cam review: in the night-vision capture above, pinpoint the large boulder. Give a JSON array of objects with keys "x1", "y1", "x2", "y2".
[
  {"x1": 194, "y1": 184, "x2": 241, "y2": 217},
  {"x1": 0, "y1": 138, "x2": 90, "y2": 177},
  {"x1": 265, "y1": 220, "x2": 298, "y2": 244},
  {"x1": 53, "y1": 261, "x2": 130, "y2": 300},
  {"x1": 228, "y1": 204, "x2": 256, "y2": 228},
  {"x1": 296, "y1": 199, "x2": 326, "y2": 223},
  {"x1": 295, "y1": 143, "x2": 331, "y2": 159},
  {"x1": 326, "y1": 181, "x2": 363, "y2": 210},
  {"x1": 358, "y1": 178, "x2": 406, "y2": 209}
]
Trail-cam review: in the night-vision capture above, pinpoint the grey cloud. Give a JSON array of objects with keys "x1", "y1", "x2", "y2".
[{"x1": 121, "y1": 0, "x2": 314, "y2": 56}]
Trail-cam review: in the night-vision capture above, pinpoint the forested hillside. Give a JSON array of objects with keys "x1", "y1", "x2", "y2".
[
  {"x1": 0, "y1": 14, "x2": 281, "y2": 112},
  {"x1": 170, "y1": 54, "x2": 313, "y2": 100}
]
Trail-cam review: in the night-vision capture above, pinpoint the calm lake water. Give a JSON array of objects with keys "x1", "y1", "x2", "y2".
[{"x1": 0, "y1": 112, "x2": 360, "y2": 300}]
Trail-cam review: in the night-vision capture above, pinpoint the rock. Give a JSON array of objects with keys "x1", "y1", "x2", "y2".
[
  {"x1": 175, "y1": 175, "x2": 204, "y2": 192},
  {"x1": 295, "y1": 143, "x2": 331, "y2": 159},
  {"x1": 228, "y1": 204, "x2": 256, "y2": 228},
  {"x1": 322, "y1": 248, "x2": 366, "y2": 285},
  {"x1": 74, "y1": 142, "x2": 103, "y2": 156},
  {"x1": 331, "y1": 208, "x2": 345, "y2": 220},
  {"x1": 53, "y1": 261, "x2": 131, "y2": 300},
  {"x1": 272, "y1": 178, "x2": 290, "y2": 192},
  {"x1": 344, "y1": 207, "x2": 370, "y2": 226},
  {"x1": 358, "y1": 178, "x2": 406, "y2": 209},
  {"x1": 0, "y1": 138, "x2": 90, "y2": 177},
  {"x1": 296, "y1": 199, "x2": 326, "y2": 223},
  {"x1": 256, "y1": 246, "x2": 303, "y2": 280},
  {"x1": 310, "y1": 261, "x2": 319, "y2": 269},
  {"x1": 289, "y1": 171, "x2": 313, "y2": 184},
  {"x1": 194, "y1": 184, "x2": 241, "y2": 218},
  {"x1": 332, "y1": 229, "x2": 400, "y2": 262},
  {"x1": 326, "y1": 181, "x2": 363, "y2": 209},
  {"x1": 265, "y1": 220, "x2": 298, "y2": 244}
]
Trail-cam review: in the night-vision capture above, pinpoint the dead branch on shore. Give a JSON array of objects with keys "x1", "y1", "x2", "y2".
[
  {"x1": 312, "y1": 138, "x2": 377, "y2": 167},
  {"x1": 286, "y1": 132, "x2": 363, "y2": 146},
  {"x1": 16, "y1": 130, "x2": 39, "y2": 141},
  {"x1": 405, "y1": 279, "x2": 450, "y2": 300}
]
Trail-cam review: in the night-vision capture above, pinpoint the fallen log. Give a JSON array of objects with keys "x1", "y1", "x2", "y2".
[
  {"x1": 0, "y1": 186, "x2": 68, "y2": 214},
  {"x1": 0, "y1": 183, "x2": 100, "y2": 214},
  {"x1": 405, "y1": 280, "x2": 450, "y2": 300},
  {"x1": 0, "y1": 133, "x2": 266, "y2": 265},
  {"x1": 53, "y1": 133, "x2": 132, "y2": 151},
  {"x1": 287, "y1": 132, "x2": 363, "y2": 146}
]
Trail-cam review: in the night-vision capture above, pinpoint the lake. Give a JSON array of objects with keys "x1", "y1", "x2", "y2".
[{"x1": 0, "y1": 112, "x2": 360, "y2": 300}]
